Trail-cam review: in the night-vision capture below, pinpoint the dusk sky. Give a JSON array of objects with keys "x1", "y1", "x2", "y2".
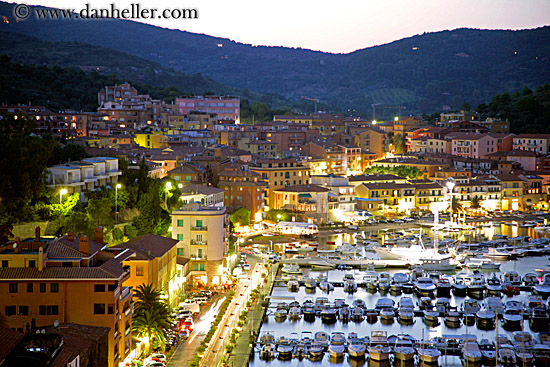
[{"x1": 24, "y1": 0, "x2": 550, "y2": 53}]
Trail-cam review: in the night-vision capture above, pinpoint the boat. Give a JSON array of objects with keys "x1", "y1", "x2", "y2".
[
  {"x1": 452, "y1": 272, "x2": 470, "y2": 297},
  {"x1": 308, "y1": 341, "x2": 323, "y2": 359},
  {"x1": 260, "y1": 332, "x2": 275, "y2": 344},
  {"x1": 338, "y1": 305, "x2": 351, "y2": 322},
  {"x1": 288, "y1": 306, "x2": 301, "y2": 320},
  {"x1": 277, "y1": 338, "x2": 293, "y2": 359},
  {"x1": 462, "y1": 299, "x2": 480, "y2": 326},
  {"x1": 467, "y1": 278, "x2": 486, "y2": 299},
  {"x1": 366, "y1": 309, "x2": 378, "y2": 323},
  {"x1": 391, "y1": 272, "x2": 409, "y2": 294},
  {"x1": 529, "y1": 306, "x2": 549, "y2": 332},
  {"x1": 423, "y1": 306, "x2": 440, "y2": 325},
  {"x1": 379, "y1": 307, "x2": 395, "y2": 322},
  {"x1": 502, "y1": 271, "x2": 522, "y2": 287},
  {"x1": 486, "y1": 296, "x2": 505, "y2": 315},
  {"x1": 478, "y1": 339, "x2": 497, "y2": 365},
  {"x1": 414, "y1": 277, "x2": 436, "y2": 297},
  {"x1": 392, "y1": 335, "x2": 416, "y2": 361},
  {"x1": 300, "y1": 331, "x2": 313, "y2": 345},
  {"x1": 328, "y1": 332, "x2": 346, "y2": 358},
  {"x1": 436, "y1": 277, "x2": 452, "y2": 298},
  {"x1": 314, "y1": 331, "x2": 330, "y2": 349},
  {"x1": 483, "y1": 247, "x2": 512, "y2": 260},
  {"x1": 275, "y1": 307, "x2": 288, "y2": 321},
  {"x1": 417, "y1": 343, "x2": 441, "y2": 364},
  {"x1": 344, "y1": 278, "x2": 357, "y2": 293},
  {"x1": 476, "y1": 309, "x2": 496, "y2": 330},
  {"x1": 320, "y1": 304, "x2": 337, "y2": 323},
  {"x1": 502, "y1": 307, "x2": 522, "y2": 331},
  {"x1": 533, "y1": 274, "x2": 550, "y2": 299},
  {"x1": 260, "y1": 343, "x2": 275, "y2": 360},
  {"x1": 368, "y1": 331, "x2": 391, "y2": 361},
  {"x1": 292, "y1": 342, "x2": 306, "y2": 359},
  {"x1": 462, "y1": 341, "x2": 482, "y2": 364},
  {"x1": 498, "y1": 345, "x2": 517, "y2": 366},
  {"x1": 287, "y1": 280, "x2": 299, "y2": 292},
  {"x1": 303, "y1": 277, "x2": 317, "y2": 290},
  {"x1": 363, "y1": 271, "x2": 379, "y2": 292},
  {"x1": 378, "y1": 272, "x2": 391, "y2": 293},
  {"x1": 281, "y1": 264, "x2": 302, "y2": 274},
  {"x1": 532, "y1": 344, "x2": 550, "y2": 366},
  {"x1": 463, "y1": 257, "x2": 501, "y2": 270},
  {"x1": 374, "y1": 236, "x2": 450, "y2": 262},
  {"x1": 419, "y1": 257, "x2": 458, "y2": 271},
  {"x1": 486, "y1": 274, "x2": 503, "y2": 296},
  {"x1": 398, "y1": 306, "x2": 414, "y2": 324},
  {"x1": 418, "y1": 296, "x2": 433, "y2": 311},
  {"x1": 319, "y1": 280, "x2": 334, "y2": 293},
  {"x1": 523, "y1": 272, "x2": 539, "y2": 287},
  {"x1": 348, "y1": 337, "x2": 366, "y2": 359},
  {"x1": 375, "y1": 297, "x2": 395, "y2": 310},
  {"x1": 444, "y1": 306, "x2": 462, "y2": 328},
  {"x1": 352, "y1": 298, "x2": 366, "y2": 309},
  {"x1": 351, "y1": 306, "x2": 364, "y2": 322}
]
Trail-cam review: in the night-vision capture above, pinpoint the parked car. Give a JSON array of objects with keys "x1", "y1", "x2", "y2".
[
  {"x1": 192, "y1": 296, "x2": 208, "y2": 305},
  {"x1": 178, "y1": 329, "x2": 189, "y2": 339},
  {"x1": 199, "y1": 290, "x2": 213, "y2": 298},
  {"x1": 145, "y1": 362, "x2": 165, "y2": 367},
  {"x1": 243, "y1": 263, "x2": 251, "y2": 270},
  {"x1": 151, "y1": 353, "x2": 167, "y2": 362}
]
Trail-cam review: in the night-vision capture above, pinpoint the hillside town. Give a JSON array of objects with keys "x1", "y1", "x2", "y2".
[{"x1": 1, "y1": 82, "x2": 550, "y2": 367}]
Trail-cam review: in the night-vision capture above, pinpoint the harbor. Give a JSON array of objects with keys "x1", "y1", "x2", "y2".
[{"x1": 247, "y1": 220, "x2": 550, "y2": 366}]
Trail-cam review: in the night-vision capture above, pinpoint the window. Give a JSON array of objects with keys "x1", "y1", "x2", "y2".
[
  {"x1": 196, "y1": 220, "x2": 203, "y2": 228},
  {"x1": 177, "y1": 248, "x2": 184, "y2": 256},
  {"x1": 136, "y1": 266, "x2": 144, "y2": 276},
  {"x1": 28, "y1": 260, "x2": 36, "y2": 268},
  {"x1": 18, "y1": 306, "x2": 28, "y2": 315},
  {"x1": 94, "y1": 304, "x2": 106, "y2": 314},
  {"x1": 50, "y1": 283, "x2": 59, "y2": 293},
  {"x1": 200, "y1": 263, "x2": 205, "y2": 271},
  {"x1": 47, "y1": 305, "x2": 59, "y2": 315},
  {"x1": 40, "y1": 283, "x2": 46, "y2": 293},
  {"x1": 9, "y1": 283, "x2": 17, "y2": 293},
  {"x1": 108, "y1": 284, "x2": 117, "y2": 292},
  {"x1": 94, "y1": 284, "x2": 106, "y2": 292},
  {"x1": 5, "y1": 306, "x2": 16, "y2": 316},
  {"x1": 1, "y1": 260, "x2": 7, "y2": 268},
  {"x1": 27, "y1": 283, "x2": 33, "y2": 293},
  {"x1": 177, "y1": 234, "x2": 183, "y2": 241},
  {"x1": 108, "y1": 304, "x2": 114, "y2": 314},
  {"x1": 177, "y1": 219, "x2": 183, "y2": 227}
]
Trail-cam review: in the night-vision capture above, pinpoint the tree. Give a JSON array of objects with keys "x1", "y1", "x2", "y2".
[
  {"x1": 132, "y1": 284, "x2": 171, "y2": 355},
  {"x1": 132, "y1": 182, "x2": 164, "y2": 235},
  {"x1": 57, "y1": 212, "x2": 93, "y2": 237},
  {"x1": 86, "y1": 197, "x2": 113, "y2": 229},
  {"x1": 471, "y1": 195, "x2": 481, "y2": 209},
  {"x1": 229, "y1": 207, "x2": 251, "y2": 226}
]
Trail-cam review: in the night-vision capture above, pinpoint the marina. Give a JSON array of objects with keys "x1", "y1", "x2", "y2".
[{"x1": 249, "y1": 220, "x2": 550, "y2": 366}]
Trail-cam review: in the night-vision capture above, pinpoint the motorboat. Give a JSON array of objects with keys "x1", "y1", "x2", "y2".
[
  {"x1": 275, "y1": 307, "x2": 288, "y2": 321},
  {"x1": 314, "y1": 297, "x2": 329, "y2": 313},
  {"x1": 523, "y1": 272, "x2": 539, "y2": 287},
  {"x1": 502, "y1": 271, "x2": 522, "y2": 287},
  {"x1": 282, "y1": 264, "x2": 302, "y2": 274},
  {"x1": 532, "y1": 344, "x2": 550, "y2": 366},
  {"x1": 483, "y1": 247, "x2": 512, "y2": 260},
  {"x1": 378, "y1": 272, "x2": 391, "y2": 293},
  {"x1": 529, "y1": 306, "x2": 549, "y2": 332},
  {"x1": 417, "y1": 343, "x2": 441, "y2": 364},
  {"x1": 533, "y1": 276, "x2": 550, "y2": 299},
  {"x1": 319, "y1": 280, "x2": 334, "y2": 293},
  {"x1": 486, "y1": 274, "x2": 503, "y2": 296},
  {"x1": 392, "y1": 335, "x2": 416, "y2": 361},
  {"x1": 463, "y1": 257, "x2": 501, "y2": 270},
  {"x1": 418, "y1": 296, "x2": 433, "y2": 311},
  {"x1": 292, "y1": 342, "x2": 306, "y2": 359},
  {"x1": 452, "y1": 272, "x2": 470, "y2": 297},
  {"x1": 320, "y1": 304, "x2": 337, "y2": 323},
  {"x1": 435, "y1": 297, "x2": 450, "y2": 315},
  {"x1": 351, "y1": 306, "x2": 364, "y2": 322},
  {"x1": 375, "y1": 297, "x2": 395, "y2": 310},
  {"x1": 462, "y1": 341, "x2": 482, "y2": 364},
  {"x1": 419, "y1": 257, "x2": 458, "y2": 271},
  {"x1": 260, "y1": 332, "x2": 275, "y2": 344},
  {"x1": 444, "y1": 306, "x2": 462, "y2": 328},
  {"x1": 436, "y1": 277, "x2": 452, "y2": 298},
  {"x1": 486, "y1": 296, "x2": 505, "y2": 315},
  {"x1": 260, "y1": 343, "x2": 275, "y2": 360},
  {"x1": 344, "y1": 278, "x2": 357, "y2": 293},
  {"x1": 338, "y1": 305, "x2": 350, "y2": 322},
  {"x1": 368, "y1": 331, "x2": 391, "y2": 361},
  {"x1": 391, "y1": 272, "x2": 409, "y2": 293},
  {"x1": 277, "y1": 338, "x2": 293, "y2": 360},
  {"x1": 478, "y1": 339, "x2": 497, "y2": 365},
  {"x1": 362, "y1": 271, "x2": 379, "y2": 292},
  {"x1": 498, "y1": 345, "x2": 517, "y2": 366},
  {"x1": 397, "y1": 304, "x2": 414, "y2": 324},
  {"x1": 414, "y1": 277, "x2": 436, "y2": 297},
  {"x1": 288, "y1": 306, "x2": 301, "y2": 320},
  {"x1": 462, "y1": 299, "x2": 480, "y2": 326},
  {"x1": 366, "y1": 309, "x2": 378, "y2": 324},
  {"x1": 314, "y1": 331, "x2": 330, "y2": 349},
  {"x1": 374, "y1": 237, "x2": 450, "y2": 261},
  {"x1": 379, "y1": 307, "x2": 395, "y2": 322},
  {"x1": 352, "y1": 298, "x2": 366, "y2": 309},
  {"x1": 502, "y1": 307, "x2": 522, "y2": 331},
  {"x1": 423, "y1": 306, "x2": 440, "y2": 325},
  {"x1": 476, "y1": 309, "x2": 496, "y2": 330},
  {"x1": 467, "y1": 278, "x2": 486, "y2": 299},
  {"x1": 303, "y1": 277, "x2": 317, "y2": 290},
  {"x1": 301, "y1": 331, "x2": 313, "y2": 345},
  {"x1": 308, "y1": 341, "x2": 323, "y2": 359},
  {"x1": 348, "y1": 337, "x2": 366, "y2": 359},
  {"x1": 328, "y1": 332, "x2": 346, "y2": 358},
  {"x1": 287, "y1": 280, "x2": 299, "y2": 292}
]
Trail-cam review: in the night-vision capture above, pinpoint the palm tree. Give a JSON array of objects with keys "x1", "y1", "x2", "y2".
[
  {"x1": 133, "y1": 284, "x2": 172, "y2": 354},
  {"x1": 471, "y1": 195, "x2": 482, "y2": 209}
]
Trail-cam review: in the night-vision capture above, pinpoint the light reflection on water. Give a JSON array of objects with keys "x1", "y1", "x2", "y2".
[{"x1": 250, "y1": 223, "x2": 550, "y2": 367}]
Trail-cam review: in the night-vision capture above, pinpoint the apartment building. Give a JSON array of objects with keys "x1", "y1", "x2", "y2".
[
  {"x1": 512, "y1": 134, "x2": 550, "y2": 154},
  {"x1": 273, "y1": 184, "x2": 330, "y2": 223},
  {"x1": 176, "y1": 96, "x2": 240, "y2": 121},
  {"x1": 412, "y1": 181, "x2": 445, "y2": 213},
  {"x1": 354, "y1": 128, "x2": 386, "y2": 159},
  {"x1": 171, "y1": 203, "x2": 228, "y2": 287},
  {"x1": 250, "y1": 158, "x2": 310, "y2": 209},
  {"x1": 179, "y1": 184, "x2": 225, "y2": 208},
  {"x1": 310, "y1": 175, "x2": 356, "y2": 222},
  {"x1": 237, "y1": 139, "x2": 279, "y2": 158},
  {"x1": 355, "y1": 182, "x2": 416, "y2": 215},
  {"x1": 47, "y1": 157, "x2": 121, "y2": 195},
  {"x1": 0, "y1": 229, "x2": 132, "y2": 367}
]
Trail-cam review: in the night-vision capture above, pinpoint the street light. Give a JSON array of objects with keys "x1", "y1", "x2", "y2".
[
  {"x1": 165, "y1": 182, "x2": 172, "y2": 208},
  {"x1": 59, "y1": 188, "x2": 67, "y2": 204},
  {"x1": 276, "y1": 214, "x2": 282, "y2": 222},
  {"x1": 115, "y1": 183, "x2": 122, "y2": 224},
  {"x1": 447, "y1": 179, "x2": 455, "y2": 223}
]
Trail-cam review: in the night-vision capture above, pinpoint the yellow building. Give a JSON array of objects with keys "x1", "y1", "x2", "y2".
[
  {"x1": 355, "y1": 128, "x2": 387, "y2": 159},
  {"x1": 0, "y1": 229, "x2": 132, "y2": 367},
  {"x1": 250, "y1": 158, "x2": 311, "y2": 209},
  {"x1": 355, "y1": 182, "x2": 416, "y2": 215},
  {"x1": 495, "y1": 174, "x2": 523, "y2": 211},
  {"x1": 393, "y1": 116, "x2": 425, "y2": 135},
  {"x1": 411, "y1": 181, "x2": 445, "y2": 213},
  {"x1": 237, "y1": 139, "x2": 279, "y2": 158},
  {"x1": 134, "y1": 132, "x2": 168, "y2": 149},
  {"x1": 171, "y1": 204, "x2": 228, "y2": 288},
  {"x1": 110, "y1": 234, "x2": 179, "y2": 306}
]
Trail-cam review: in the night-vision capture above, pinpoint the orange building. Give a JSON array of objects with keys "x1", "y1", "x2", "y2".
[{"x1": 0, "y1": 229, "x2": 132, "y2": 367}]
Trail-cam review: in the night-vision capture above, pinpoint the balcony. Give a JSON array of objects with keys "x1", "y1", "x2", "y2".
[
  {"x1": 191, "y1": 240, "x2": 207, "y2": 246},
  {"x1": 121, "y1": 286, "x2": 132, "y2": 300},
  {"x1": 190, "y1": 255, "x2": 207, "y2": 260},
  {"x1": 191, "y1": 226, "x2": 208, "y2": 231}
]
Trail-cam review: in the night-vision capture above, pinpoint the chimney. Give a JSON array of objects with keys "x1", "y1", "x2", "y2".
[
  {"x1": 35, "y1": 227, "x2": 41, "y2": 242},
  {"x1": 67, "y1": 231, "x2": 74, "y2": 242},
  {"x1": 79, "y1": 235, "x2": 90, "y2": 255},
  {"x1": 94, "y1": 226, "x2": 104, "y2": 244}
]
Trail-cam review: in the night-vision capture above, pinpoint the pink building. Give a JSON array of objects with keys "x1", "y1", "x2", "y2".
[
  {"x1": 447, "y1": 132, "x2": 514, "y2": 159},
  {"x1": 176, "y1": 96, "x2": 240, "y2": 121}
]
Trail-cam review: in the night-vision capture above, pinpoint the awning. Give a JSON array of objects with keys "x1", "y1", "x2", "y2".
[
  {"x1": 177, "y1": 256, "x2": 190, "y2": 266},
  {"x1": 299, "y1": 193, "x2": 312, "y2": 198}
]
